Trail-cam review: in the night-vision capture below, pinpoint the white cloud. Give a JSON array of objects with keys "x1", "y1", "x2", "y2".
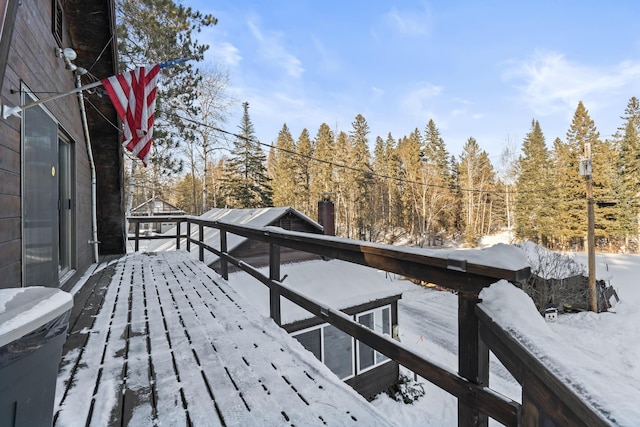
[
  {"x1": 208, "y1": 41, "x2": 242, "y2": 67},
  {"x1": 312, "y1": 36, "x2": 341, "y2": 73},
  {"x1": 503, "y1": 51, "x2": 640, "y2": 116},
  {"x1": 401, "y1": 83, "x2": 444, "y2": 112},
  {"x1": 384, "y1": 6, "x2": 432, "y2": 36},
  {"x1": 247, "y1": 19, "x2": 304, "y2": 79},
  {"x1": 371, "y1": 87, "x2": 384, "y2": 98}
]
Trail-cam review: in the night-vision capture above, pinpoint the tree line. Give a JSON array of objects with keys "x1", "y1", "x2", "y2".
[
  {"x1": 115, "y1": 0, "x2": 640, "y2": 252},
  {"x1": 158, "y1": 97, "x2": 640, "y2": 253}
]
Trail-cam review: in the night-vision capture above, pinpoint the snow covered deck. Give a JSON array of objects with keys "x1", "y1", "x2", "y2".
[{"x1": 54, "y1": 251, "x2": 393, "y2": 426}]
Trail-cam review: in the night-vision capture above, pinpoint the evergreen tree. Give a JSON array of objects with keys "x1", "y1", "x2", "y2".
[
  {"x1": 614, "y1": 96, "x2": 640, "y2": 140},
  {"x1": 348, "y1": 114, "x2": 373, "y2": 240},
  {"x1": 396, "y1": 130, "x2": 424, "y2": 238},
  {"x1": 548, "y1": 137, "x2": 577, "y2": 249},
  {"x1": 271, "y1": 124, "x2": 297, "y2": 207},
  {"x1": 457, "y1": 138, "x2": 496, "y2": 246},
  {"x1": 615, "y1": 121, "x2": 640, "y2": 250},
  {"x1": 370, "y1": 132, "x2": 402, "y2": 239},
  {"x1": 515, "y1": 119, "x2": 552, "y2": 243},
  {"x1": 592, "y1": 136, "x2": 617, "y2": 247},
  {"x1": 371, "y1": 136, "x2": 388, "y2": 240},
  {"x1": 562, "y1": 101, "x2": 607, "y2": 249},
  {"x1": 171, "y1": 173, "x2": 203, "y2": 214},
  {"x1": 309, "y1": 123, "x2": 336, "y2": 210},
  {"x1": 334, "y1": 131, "x2": 351, "y2": 237},
  {"x1": 422, "y1": 120, "x2": 453, "y2": 244},
  {"x1": 384, "y1": 133, "x2": 402, "y2": 230},
  {"x1": 116, "y1": 0, "x2": 217, "y2": 212},
  {"x1": 296, "y1": 129, "x2": 314, "y2": 215},
  {"x1": 224, "y1": 102, "x2": 272, "y2": 208}
]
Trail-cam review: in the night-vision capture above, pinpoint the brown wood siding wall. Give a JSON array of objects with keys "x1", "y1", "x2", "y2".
[
  {"x1": 346, "y1": 359, "x2": 399, "y2": 400},
  {"x1": 0, "y1": 0, "x2": 94, "y2": 288}
]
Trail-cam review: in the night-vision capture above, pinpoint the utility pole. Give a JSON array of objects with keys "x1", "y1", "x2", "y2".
[{"x1": 580, "y1": 143, "x2": 597, "y2": 312}]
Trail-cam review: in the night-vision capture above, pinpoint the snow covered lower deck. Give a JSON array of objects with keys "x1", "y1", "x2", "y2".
[{"x1": 54, "y1": 251, "x2": 392, "y2": 426}]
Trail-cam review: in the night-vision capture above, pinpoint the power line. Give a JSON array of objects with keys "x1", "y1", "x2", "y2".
[{"x1": 166, "y1": 111, "x2": 571, "y2": 197}]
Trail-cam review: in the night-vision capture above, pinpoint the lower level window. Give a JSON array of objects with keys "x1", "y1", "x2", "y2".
[
  {"x1": 357, "y1": 306, "x2": 391, "y2": 373},
  {"x1": 292, "y1": 324, "x2": 354, "y2": 380}
]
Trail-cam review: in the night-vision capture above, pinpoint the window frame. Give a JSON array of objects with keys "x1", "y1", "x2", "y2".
[
  {"x1": 355, "y1": 305, "x2": 392, "y2": 374},
  {"x1": 291, "y1": 323, "x2": 355, "y2": 381}
]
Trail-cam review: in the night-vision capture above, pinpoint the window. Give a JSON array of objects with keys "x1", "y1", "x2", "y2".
[
  {"x1": 292, "y1": 324, "x2": 354, "y2": 380},
  {"x1": 292, "y1": 305, "x2": 392, "y2": 379},
  {"x1": 323, "y1": 325, "x2": 353, "y2": 379},
  {"x1": 292, "y1": 328, "x2": 321, "y2": 361},
  {"x1": 52, "y1": 0, "x2": 63, "y2": 47},
  {"x1": 356, "y1": 306, "x2": 392, "y2": 373}
]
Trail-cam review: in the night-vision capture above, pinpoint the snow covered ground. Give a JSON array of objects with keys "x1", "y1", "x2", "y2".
[
  {"x1": 123, "y1": 229, "x2": 640, "y2": 424},
  {"x1": 371, "y1": 248, "x2": 640, "y2": 425}
]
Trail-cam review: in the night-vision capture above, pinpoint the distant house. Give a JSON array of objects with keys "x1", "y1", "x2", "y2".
[
  {"x1": 148, "y1": 206, "x2": 403, "y2": 399},
  {"x1": 0, "y1": 0, "x2": 123, "y2": 289},
  {"x1": 149, "y1": 206, "x2": 326, "y2": 270},
  {"x1": 130, "y1": 198, "x2": 185, "y2": 234}
]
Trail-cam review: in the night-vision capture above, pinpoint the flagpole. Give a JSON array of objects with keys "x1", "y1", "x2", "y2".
[{"x1": 1, "y1": 57, "x2": 193, "y2": 119}]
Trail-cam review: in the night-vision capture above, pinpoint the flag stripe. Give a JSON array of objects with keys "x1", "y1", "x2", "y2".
[{"x1": 101, "y1": 64, "x2": 161, "y2": 165}]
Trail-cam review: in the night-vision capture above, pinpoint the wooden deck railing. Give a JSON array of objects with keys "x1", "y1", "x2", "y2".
[{"x1": 128, "y1": 215, "x2": 610, "y2": 427}]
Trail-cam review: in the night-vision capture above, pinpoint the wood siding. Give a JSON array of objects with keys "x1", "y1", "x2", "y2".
[
  {"x1": 346, "y1": 359, "x2": 399, "y2": 400},
  {"x1": 0, "y1": 0, "x2": 118, "y2": 288}
]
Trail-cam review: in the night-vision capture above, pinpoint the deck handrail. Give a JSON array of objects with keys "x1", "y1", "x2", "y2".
[{"x1": 127, "y1": 215, "x2": 611, "y2": 426}]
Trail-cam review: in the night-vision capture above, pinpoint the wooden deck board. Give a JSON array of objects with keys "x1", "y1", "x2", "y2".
[{"x1": 54, "y1": 252, "x2": 393, "y2": 426}]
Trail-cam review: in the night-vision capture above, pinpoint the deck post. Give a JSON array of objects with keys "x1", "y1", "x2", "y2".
[
  {"x1": 176, "y1": 219, "x2": 181, "y2": 250},
  {"x1": 458, "y1": 292, "x2": 489, "y2": 427},
  {"x1": 134, "y1": 220, "x2": 140, "y2": 252},
  {"x1": 269, "y1": 243, "x2": 282, "y2": 326},
  {"x1": 220, "y1": 230, "x2": 228, "y2": 280},
  {"x1": 186, "y1": 221, "x2": 191, "y2": 251},
  {"x1": 199, "y1": 224, "x2": 204, "y2": 262}
]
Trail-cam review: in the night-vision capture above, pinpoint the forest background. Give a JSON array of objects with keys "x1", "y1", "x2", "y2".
[{"x1": 115, "y1": 0, "x2": 640, "y2": 253}]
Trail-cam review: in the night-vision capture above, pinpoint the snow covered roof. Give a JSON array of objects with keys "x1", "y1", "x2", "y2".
[
  {"x1": 147, "y1": 206, "x2": 323, "y2": 265},
  {"x1": 227, "y1": 259, "x2": 403, "y2": 325},
  {"x1": 131, "y1": 198, "x2": 184, "y2": 215}
]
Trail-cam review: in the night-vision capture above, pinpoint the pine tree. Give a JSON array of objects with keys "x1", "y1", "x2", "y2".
[
  {"x1": 562, "y1": 101, "x2": 606, "y2": 249},
  {"x1": 396, "y1": 129, "x2": 424, "y2": 239},
  {"x1": 348, "y1": 114, "x2": 373, "y2": 240},
  {"x1": 384, "y1": 133, "x2": 402, "y2": 230},
  {"x1": 614, "y1": 96, "x2": 640, "y2": 140},
  {"x1": 548, "y1": 137, "x2": 577, "y2": 249},
  {"x1": 592, "y1": 136, "x2": 617, "y2": 247},
  {"x1": 295, "y1": 129, "x2": 314, "y2": 215},
  {"x1": 457, "y1": 138, "x2": 496, "y2": 246},
  {"x1": 422, "y1": 119, "x2": 453, "y2": 244},
  {"x1": 271, "y1": 124, "x2": 297, "y2": 207},
  {"x1": 615, "y1": 121, "x2": 640, "y2": 250},
  {"x1": 116, "y1": 0, "x2": 217, "y2": 212},
  {"x1": 309, "y1": 123, "x2": 335, "y2": 207},
  {"x1": 224, "y1": 102, "x2": 272, "y2": 208},
  {"x1": 515, "y1": 119, "x2": 552, "y2": 243},
  {"x1": 334, "y1": 131, "x2": 351, "y2": 237}
]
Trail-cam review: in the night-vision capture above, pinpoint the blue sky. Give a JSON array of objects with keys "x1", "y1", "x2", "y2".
[{"x1": 186, "y1": 1, "x2": 640, "y2": 163}]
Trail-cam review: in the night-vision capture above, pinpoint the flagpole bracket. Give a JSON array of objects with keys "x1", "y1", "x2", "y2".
[{"x1": 2, "y1": 104, "x2": 21, "y2": 119}]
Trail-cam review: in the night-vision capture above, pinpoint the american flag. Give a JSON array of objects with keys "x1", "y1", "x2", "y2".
[{"x1": 102, "y1": 65, "x2": 161, "y2": 165}]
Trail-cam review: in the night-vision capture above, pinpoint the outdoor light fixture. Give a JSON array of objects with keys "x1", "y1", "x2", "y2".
[
  {"x1": 55, "y1": 47, "x2": 80, "y2": 72},
  {"x1": 55, "y1": 47, "x2": 77, "y2": 61}
]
